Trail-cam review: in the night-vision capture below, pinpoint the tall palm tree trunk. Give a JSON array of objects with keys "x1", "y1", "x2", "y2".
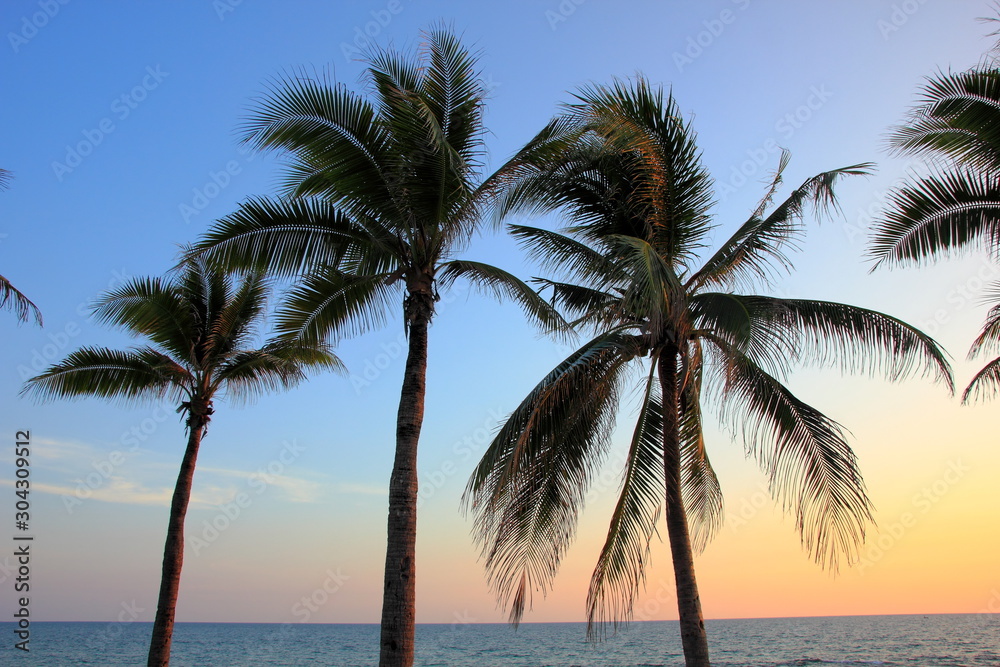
[
  {"x1": 147, "y1": 415, "x2": 207, "y2": 667},
  {"x1": 658, "y1": 351, "x2": 711, "y2": 667},
  {"x1": 379, "y1": 300, "x2": 431, "y2": 667}
]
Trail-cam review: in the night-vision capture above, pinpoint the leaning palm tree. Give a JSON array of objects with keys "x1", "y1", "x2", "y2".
[
  {"x1": 463, "y1": 78, "x2": 953, "y2": 667},
  {"x1": 869, "y1": 67, "x2": 1000, "y2": 402},
  {"x1": 0, "y1": 169, "x2": 42, "y2": 325},
  {"x1": 22, "y1": 258, "x2": 341, "y2": 667},
  {"x1": 189, "y1": 27, "x2": 562, "y2": 667}
]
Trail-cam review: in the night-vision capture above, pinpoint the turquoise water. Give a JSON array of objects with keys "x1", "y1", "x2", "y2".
[{"x1": 1, "y1": 614, "x2": 997, "y2": 665}]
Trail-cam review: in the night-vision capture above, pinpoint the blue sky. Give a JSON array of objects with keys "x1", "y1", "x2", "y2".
[{"x1": 2, "y1": 0, "x2": 998, "y2": 629}]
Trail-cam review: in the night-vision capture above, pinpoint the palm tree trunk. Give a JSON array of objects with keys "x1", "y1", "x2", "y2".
[
  {"x1": 379, "y1": 305, "x2": 430, "y2": 667},
  {"x1": 658, "y1": 350, "x2": 711, "y2": 667},
  {"x1": 147, "y1": 417, "x2": 207, "y2": 667}
]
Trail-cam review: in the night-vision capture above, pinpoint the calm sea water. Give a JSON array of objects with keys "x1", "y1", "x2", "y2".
[{"x1": 1, "y1": 615, "x2": 996, "y2": 666}]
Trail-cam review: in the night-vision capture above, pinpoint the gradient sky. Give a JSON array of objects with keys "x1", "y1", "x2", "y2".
[{"x1": 1, "y1": 0, "x2": 998, "y2": 633}]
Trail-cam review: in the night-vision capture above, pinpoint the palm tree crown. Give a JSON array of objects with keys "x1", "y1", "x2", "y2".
[
  {"x1": 190, "y1": 26, "x2": 562, "y2": 667},
  {"x1": 24, "y1": 258, "x2": 339, "y2": 407},
  {"x1": 869, "y1": 67, "x2": 1000, "y2": 402},
  {"x1": 464, "y1": 78, "x2": 952, "y2": 666},
  {"x1": 22, "y1": 257, "x2": 340, "y2": 666}
]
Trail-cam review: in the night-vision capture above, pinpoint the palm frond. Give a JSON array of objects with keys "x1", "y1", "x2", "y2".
[
  {"x1": 968, "y1": 300, "x2": 1000, "y2": 360},
  {"x1": 438, "y1": 260, "x2": 568, "y2": 338},
  {"x1": 91, "y1": 276, "x2": 196, "y2": 363},
  {"x1": 531, "y1": 278, "x2": 619, "y2": 327},
  {"x1": 586, "y1": 360, "x2": 664, "y2": 639},
  {"x1": 192, "y1": 197, "x2": 398, "y2": 277},
  {"x1": 692, "y1": 162, "x2": 873, "y2": 291},
  {"x1": 241, "y1": 71, "x2": 397, "y2": 211},
  {"x1": 962, "y1": 355, "x2": 1000, "y2": 403},
  {"x1": 868, "y1": 170, "x2": 1000, "y2": 268},
  {"x1": 509, "y1": 224, "x2": 628, "y2": 288},
  {"x1": 707, "y1": 335, "x2": 872, "y2": 571},
  {"x1": 207, "y1": 270, "x2": 270, "y2": 359},
  {"x1": 464, "y1": 330, "x2": 643, "y2": 625},
  {"x1": 21, "y1": 346, "x2": 189, "y2": 405},
  {"x1": 889, "y1": 69, "x2": 1000, "y2": 172},
  {"x1": 678, "y1": 340, "x2": 723, "y2": 553},
  {"x1": 569, "y1": 76, "x2": 716, "y2": 264},
  {"x1": 607, "y1": 234, "x2": 683, "y2": 331},
  {"x1": 214, "y1": 339, "x2": 344, "y2": 402},
  {"x1": 691, "y1": 294, "x2": 954, "y2": 391},
  {"x1": 419, "y1": 25, "x2": 487, "y2": 163},
  {"x1": 483, "y1": 116, "x2": 590, "y2": 226},
  {"x1": 274, "y1": 268, "x2": 400, "y2": 344},
  {"x1": 0, "y1": 274, "x2": 42, "y2": 325}
]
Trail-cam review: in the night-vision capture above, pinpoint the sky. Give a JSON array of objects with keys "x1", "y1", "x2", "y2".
[{"x1": 1, "y1": 0, "x2": 999, "y2": 637}]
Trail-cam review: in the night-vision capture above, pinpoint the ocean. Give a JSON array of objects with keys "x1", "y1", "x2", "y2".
[{"x1": 1, "y1": 614, "x2": 996, "y2": 665}]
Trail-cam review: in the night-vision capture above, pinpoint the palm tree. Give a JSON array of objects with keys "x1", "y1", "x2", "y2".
[
  {"x1": 463, "y1": 78, "x2": 953, "y2": 667},
  {"x1": 0, "y1": 169, "x2": 42, "y2": 325},
  {"x1": 189, "y1": 27, "x2": 562, "y2": 667},
  {"x1": 22, "y1": 258, "x2": 341, "y2": 667},
  {"x1": 869, "y1": 67, "x2": 1000, "y2": 402}
]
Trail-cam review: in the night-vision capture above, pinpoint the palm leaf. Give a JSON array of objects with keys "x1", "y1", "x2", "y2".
[
  {"x1": 464, "y1": 330, "x2": 642, "y2": 625},
  {"x1": 692, "y1": 162, "x2": 873, "y2": 291},
  {"x1": 678, "y1": 340, "x2": 723, "y2": 553},
  {"x1": 438, "y1": 260, "x2": 568, "y2": 337},
  {"x1": 586, "y1": 359, "x2": 664, "y2": 639},
  {"x1": 509, "y1": 224, "x2": 628, "y2": 289},
  {"x1": 91, "y1": 276, "x2": 196, "y2": 363},
  {"x1": 568, "y1": 77, "x2": 716, "y2": 264},
  {"x1": 192, "y1": 197, "x2": 398, "y2": 277},
  {"x1": 22, "y1": 346, "x2": 189, "y2": 405},
  {"x1": 531, "y1": 278, "x2": 619, "y2": 327},
  {"x1": 241, "y1": 71, "x2": 396, "y2": 212},
  {"x1": 889, "y1": 69, "x2": 1000, "y2": 171},
  {"x1": 274, "y1": 267, "x2": 400, "y2": 344},
  {"x1": 707, "y1": 335, "x2": 872, "y2": 570},
  {"x1": 868, "y1": 170, "x2": 1000, "y2": 268},
  {"x1": 214, "y1": 339, "x2": 344, "y2": 401},
  {"x1": 962, "y1": 355, "x2": 1000, "y2": 403},
  {"x1": 0, "y1": 274, "x2": 42, "y2": 325},
  {"x1": 691, "y1": 294, "x2": 954, "y2": 391}
]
